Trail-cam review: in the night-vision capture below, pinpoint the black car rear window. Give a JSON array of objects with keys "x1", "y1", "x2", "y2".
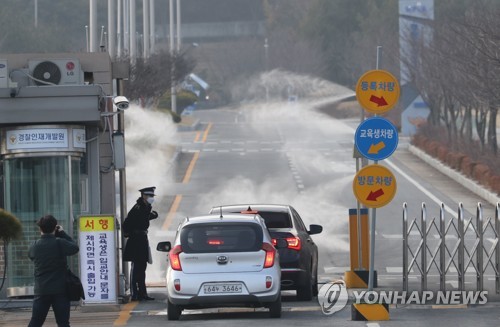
[
  {"x1": 180, "y1": 223, "x2": 263, "y2": 253},
  {"x1": 233, "y1": 211, "x2": 292, "y2": 229}
]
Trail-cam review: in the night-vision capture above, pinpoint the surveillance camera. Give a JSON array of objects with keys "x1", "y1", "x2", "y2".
[{"x1": 113, "y1": 96, "x2": 130, "y2": 110}]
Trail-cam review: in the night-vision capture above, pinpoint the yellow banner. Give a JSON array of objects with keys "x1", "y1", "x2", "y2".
[{"x1": 79, "y1": 216, "x2": 115, "y2": 232}]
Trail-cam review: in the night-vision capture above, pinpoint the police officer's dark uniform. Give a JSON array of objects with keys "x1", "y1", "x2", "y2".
[{"x1": 123, "y1": 186, "x2": 158, "y2": 301}]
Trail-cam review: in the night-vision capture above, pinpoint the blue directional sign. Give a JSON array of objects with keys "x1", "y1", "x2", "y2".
[{"x1": 355, "y1": 117, "x2": 398, "y2": 161}]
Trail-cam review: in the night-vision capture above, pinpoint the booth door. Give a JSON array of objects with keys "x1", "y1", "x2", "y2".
[{"x1": 4, "y1": 156, "x2": 81, "y2": 289}]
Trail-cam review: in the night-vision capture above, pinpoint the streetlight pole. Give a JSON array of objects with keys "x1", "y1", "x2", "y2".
[
  {"x1": 34, "y1": 0, "x2": 38, "y2": 28},
  {"x1": 117, "y1": 0, "x2": 122, "y2": 57},
  {"x1": 143, "y1": 0, "x2": 150, "y2": 59},
  {"x1": 150, "y1": 0, "x2": 155, "y2": 54},
  {"x1": 176, "y1": 0, "x2": 181, "y2": 51},
  {"x1": 89, "y1": 0, "x2": 98, "y2": 52},
  {"x1": 264, "y1": 38, "x2": 269, "y2": 102},
  {"x1": 129, "y1": 0, "x2": 137, "y2": 63},
  {"x1": 169, "y1": 0, "x2": 177, "y2": 114},
  {"x1": 108, "y1": 0, "x2": 117, "y2": 58}
]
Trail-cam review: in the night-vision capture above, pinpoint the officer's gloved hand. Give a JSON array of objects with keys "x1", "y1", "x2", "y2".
[{"x1": 150, "y1": 211, "x2": 159, "y2": 220}]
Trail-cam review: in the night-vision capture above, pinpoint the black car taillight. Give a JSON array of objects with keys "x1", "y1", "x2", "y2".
[{"x1": 272, "y1": 236, "x2": 301, "y2": 251}]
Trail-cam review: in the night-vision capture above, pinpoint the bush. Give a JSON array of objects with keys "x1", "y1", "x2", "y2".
[
  {"x1": 158, "y1": 90, "x2": 198, "y2": 112},
  {"x1": 414, "y1": 124, "x2": 500, "y2": 195},
  {"x1": 0, "y1": 209, "x2": 22, "y2": 242},
  {"x1": 156, "y1": 108, "x2": 181, "y2": 123}
]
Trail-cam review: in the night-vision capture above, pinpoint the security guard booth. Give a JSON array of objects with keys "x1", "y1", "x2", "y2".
[{"x1": 0, "y1": 52, "x2": 123, "y2": 298}]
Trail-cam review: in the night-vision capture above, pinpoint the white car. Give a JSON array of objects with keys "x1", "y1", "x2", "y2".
[{"x1": 156, "y1": 213, "x2": 286, "y2": 320}]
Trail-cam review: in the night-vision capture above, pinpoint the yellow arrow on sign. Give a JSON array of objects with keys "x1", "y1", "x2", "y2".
[{"x1": 368, "y1": 141, "x2": 386, "y2": 154}]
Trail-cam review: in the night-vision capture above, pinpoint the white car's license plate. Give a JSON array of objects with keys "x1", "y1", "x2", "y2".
[{"x1": 203, "y1": 283, "x2": 243, "y2": 294}]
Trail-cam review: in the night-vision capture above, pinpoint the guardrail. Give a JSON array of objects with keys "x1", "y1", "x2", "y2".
[{"x1": 403, "y1": 202, "x2": 500, "y2": 293}]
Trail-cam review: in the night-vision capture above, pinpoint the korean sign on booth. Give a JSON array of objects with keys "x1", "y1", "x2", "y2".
[{"x1": 79, "y1": 215, "x2": 117, "y2": 304}]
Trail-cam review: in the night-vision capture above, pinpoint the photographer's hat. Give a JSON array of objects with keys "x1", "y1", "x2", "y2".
[{"x1": 139, "y1": 186, "x2": 156, "y2": 196}]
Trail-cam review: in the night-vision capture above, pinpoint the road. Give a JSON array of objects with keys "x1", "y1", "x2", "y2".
[
  {"x1": 149, "y1": 100, "x2": 498, "y2": 292},
  {"x1": 2, "y1": 99, "x2": 500, "y2": 326}
]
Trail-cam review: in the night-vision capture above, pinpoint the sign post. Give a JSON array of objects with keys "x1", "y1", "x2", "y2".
[
  {"x1": 351, "y1": 49, "x2": 399, "y2": 322},
  {"x1": 353, "y1": 68, "x2": 400, "y2": 292}
]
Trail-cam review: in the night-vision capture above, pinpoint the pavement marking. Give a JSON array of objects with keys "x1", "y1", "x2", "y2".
[
  {"x1": 366, "y1": 323, "x2": 381, "y2": 327},
  {"x1": 182, "y1": 151, "x2": 200, "y2": 183},
  {"x1": 431, "y1": 304, "x2": 467, "y2": 309},
  {"x1": 381, "y1": 233, "x2": 403, "y2": 239},
  {"x1": 324, "y1": 266, "x2": 350, "y2": 273},
  {"x1": 162, "y1": 143, "x2": 202, "y2": 230},
  {"x1": 386, "y1": 267, "x2": 406, "y2": 273},
  {"x1": 194, "y1": 131, "x2": 201, "y2": 142},
  {"x1": 114, "y1": 301, "x2": 139, "y2": 326},
  {"x1": 162, "y1": 195, "x2": 182, "y2": 231},
  {"x1": 201, "y1": 122, "x2": 213, "y2": 143},
  {"x1": 385, "y1": 158, "x2": 455, "y2": 216}
]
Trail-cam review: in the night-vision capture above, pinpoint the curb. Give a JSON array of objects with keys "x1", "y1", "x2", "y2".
[
  {"x1": 176, "y1": 117, "x2": 200, "y2": 132},
  {"x1": 408, "y1": 145, "x2": 500, "y2": 206}
]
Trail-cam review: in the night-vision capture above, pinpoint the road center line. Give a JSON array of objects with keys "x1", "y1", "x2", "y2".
[
  {"x1": 162, "y1": 194, "x2": 183, "y2": 231},
  {"x1": 194, "y1": 131, "x2": 201, "y2": 142},
  {"x1": 113, "y1": 301, "x2": 139, "y2": 326},
  {"x1": 183, "y1": 151, "x2": 200, "y2": 183},
  {"x1": 162, "y1": 151, "x2": 201, "y2": 231},
  {"x1": 201, "y1": 122, "x2": 213, "y2": 143}
]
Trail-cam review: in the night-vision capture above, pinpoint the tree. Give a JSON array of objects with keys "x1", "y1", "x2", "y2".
[
  {"x1": 0, "y1": 208, "x2": 22, "y2": 292},
  {"x1": 123, "y1": 50, "x2": 196, "y2": 102},
  {"x1": 301, "y1": 0, "x2": 399, "y2": 87}
]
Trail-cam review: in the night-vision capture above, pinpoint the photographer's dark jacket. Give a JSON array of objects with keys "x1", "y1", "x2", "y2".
[
  {"x1": 123, "y1": 198, "x2": 157, "y2": 262},
  {"x1": 29, "y1": 231, "x2": 79, "y2": 295}
]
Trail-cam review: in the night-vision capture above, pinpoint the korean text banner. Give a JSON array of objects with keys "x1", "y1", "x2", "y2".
[{"x1": 79, "y1": 216, "x2": 117, "y2": 304}]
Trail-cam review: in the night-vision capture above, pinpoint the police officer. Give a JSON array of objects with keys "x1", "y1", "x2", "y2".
[{"x1": 123, "y1": 186, "x2": 159, "y2": 301}]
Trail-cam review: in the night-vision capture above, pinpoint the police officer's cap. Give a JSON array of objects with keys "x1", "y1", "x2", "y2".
[{"x1": 139, "y1": 186, "x2": 156, "y2": 196}]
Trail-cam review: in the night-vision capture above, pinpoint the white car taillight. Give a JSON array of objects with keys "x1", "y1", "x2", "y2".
[
  {"x1": 266, "y1": 276, "x2": 272, "y2": 289},
  {"x1": 174, "y1": 279, "x2": 181, "y2": 291},
  {"x1": 262, "y1": 243, "x2": 276, "y2": 268},
  {"x1": 169, "y1": 245, "x2": 183, "y2": 271}
]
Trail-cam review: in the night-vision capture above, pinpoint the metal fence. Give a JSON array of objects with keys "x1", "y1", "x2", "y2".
[{"x1": 403, "y1": 202, "x2": 500, "y2": 293}]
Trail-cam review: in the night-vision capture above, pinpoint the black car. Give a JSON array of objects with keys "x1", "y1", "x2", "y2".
[{"x1": 210, "y1": 204, "x2": 323, "y2": 301}]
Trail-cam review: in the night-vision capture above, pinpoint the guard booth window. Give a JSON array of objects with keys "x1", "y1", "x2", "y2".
[{"x1": 4, "y1": 156, "x2": 81, "y2": 289}]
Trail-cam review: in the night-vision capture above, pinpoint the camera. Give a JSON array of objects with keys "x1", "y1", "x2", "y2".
[{"x1": 113, "y1": 96, "x2": 130, "y2": 110}]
